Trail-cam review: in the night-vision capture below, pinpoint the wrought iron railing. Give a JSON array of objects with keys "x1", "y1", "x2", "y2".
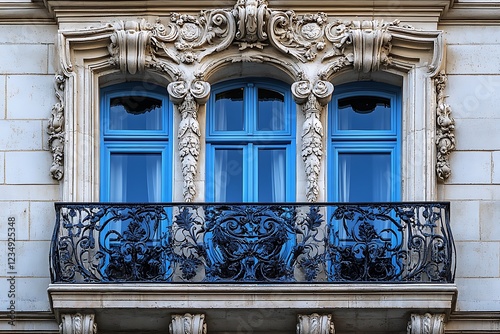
[{"x1": 50, "y1": 202, "x2": 455, "y2": 284}]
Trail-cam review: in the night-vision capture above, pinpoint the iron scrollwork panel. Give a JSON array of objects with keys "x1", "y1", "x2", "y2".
[{"x1": 51, "y1": 202, "x2": 454, "y2": 283}]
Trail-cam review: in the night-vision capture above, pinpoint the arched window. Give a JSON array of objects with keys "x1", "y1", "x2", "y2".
[
  {"x1": 206, "y1": 79, "x2": 296, "y2": 202},
  {"x1": 328, "y1": 82, "x2": 401, "y2": 202},
  {"x1": 100, "y1": 82, "x2": 172, "y2": 202}
]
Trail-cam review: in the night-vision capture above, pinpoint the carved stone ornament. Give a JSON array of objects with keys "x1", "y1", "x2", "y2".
[
  {"x1": 292, "y1": 79, "x2": 334, "y2": 202},
  {"x1": 233, "y1": 0, "x2": 270, "y2": 49},
  {"x1": 168, "y1": 80, "x2": 211, "y2": 202},
  {"x1": 435, "y1": 71, "x2": 455, "y2": 181},
  {"x1": 169, "y1": 313, "x2": 207, "y2": 334},
  {"x1": 48, "y1": 73, "x2": 66, "y2": 181},
  {"x1": 59, "y1": 313, "x2": 97, "y2": 334},
  {"x1": 407, "y1": 313, "x2": 445, "y2": 334},
  {"x1": 297, "y1": 313, "x2": 335, "y2": 334}
]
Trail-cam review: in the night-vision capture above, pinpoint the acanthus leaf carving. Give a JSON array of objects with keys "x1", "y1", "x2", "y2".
[
  {"x1": 407, "y1": 313, "x2": 445, "y2": 334},
  {"x1": 292, "y1": 79, "x2": 334, "y2": 202},
  {"x1": 48, "y1": 73, "x2": 67, "y2": 181},
  {"x1": 435, "y1": 71, "x2": 455, "y2": 181},
  {"x1": 297, "y1": 313, "x2": 335, "y2": 334},
  {"x1": 170, "y1": 313, "x2": 207, "y2": 334},
  {"x1": 168, "y1": 80, "x2": 211, "y2": 202}
]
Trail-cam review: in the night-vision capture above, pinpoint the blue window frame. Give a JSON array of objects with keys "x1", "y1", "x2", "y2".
[
  {"x1": 100, "y1": 82, "x2": 172, "y2": 202},
  {"x1": 328, "y1": 82, "x2": 401, "y2": 202},
  {"x1": 206, "y1": 79, "x2": 296, "y2": 202}
]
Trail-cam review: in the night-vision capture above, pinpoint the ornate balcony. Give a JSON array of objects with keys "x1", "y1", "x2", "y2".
[
  {"x1": 49, "y1": 202, "x2": 457, "y2": 333},
  {"x1": 50, "y1": 202, "x2": 455, "y2": 284}
]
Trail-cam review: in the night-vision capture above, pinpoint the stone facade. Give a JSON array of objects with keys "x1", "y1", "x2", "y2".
[{"x1": 0, "y1": 0, "x2": 500, "y2": 333}]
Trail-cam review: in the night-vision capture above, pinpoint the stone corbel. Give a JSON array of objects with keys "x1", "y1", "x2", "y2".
[
  {"x1": 48, "y1": 73, "x2": 66, "y2": 181},
  {"x1": 169, "y1": 313, "x2": 207, "y2": 334},
  {"x1": 292, "y1": 79, "x2": 334, "y2": 202},
  {"x1": 59, "y1": 313, "x2": 97, "y2": 334},
  {"x1": 297, "y1": 313, "x2": 335, "y2": 334},
  {"x1": 168, "y1": 79, "x2": 211, "y2": 202},
  {"x1": 435, "y1": 71, "x2": 455, "y2": 181},
  {"x1": 108, "y1": 20, "x2": 153, "y2": 75},
  {"x1": 407, "y1": 313, "x2": 445, "y2": 334}
]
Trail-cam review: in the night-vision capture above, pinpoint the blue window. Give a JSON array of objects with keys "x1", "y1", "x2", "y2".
[
  {"x1": 100, "y1": 82, "x2": 172, "y2": 202},
  {"x1": 328, "y1": 82, "x2": 401, "y2": 202},
  {"x1": 206, "y1": 79, "x2": 295, "y2": 202}
]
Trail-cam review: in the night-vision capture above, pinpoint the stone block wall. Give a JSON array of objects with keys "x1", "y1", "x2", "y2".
[{"x1": 0, "y1": 24, "x2": 58, "y2": 312}]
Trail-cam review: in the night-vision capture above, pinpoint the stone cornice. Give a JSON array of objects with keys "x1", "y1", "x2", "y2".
[
  {"x1": 0, "y1": 2, "x2": 54, "y2": 24},
  {"x1": 442, "y1": 2, "x2": 500, "y2": 24},
  {"x1": 44, "y1": 0, "x2": 454, "y2": 24}
]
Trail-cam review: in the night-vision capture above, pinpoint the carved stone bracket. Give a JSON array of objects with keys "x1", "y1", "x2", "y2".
[
  {"x1": 59, "y1": 313, "x2": 97, "y2": 334},
  {"x1": 48, "y1": 73, "x2": 66, "y2": 181},
  {"x1": 297, "y1": 313, "x2": 335, "y2": 334},
  {"x1": 292, "y1": 79, "x2": 334, "y2": 202},
  {"x1": 435, "y1": 71, "x2": 455, "y2": 181},
  {"x1": 108, "y1": 20, "x2": 153, "y2": 74},
  {"x1": 407, "y1": 313, "x2": 445, "y2": 334},
  {"x1": 168, "y1": 80, "x2": 211, "y2": 202},
  {"x1": 169, "y1": 313, "x2": 207, "y2": 334}
]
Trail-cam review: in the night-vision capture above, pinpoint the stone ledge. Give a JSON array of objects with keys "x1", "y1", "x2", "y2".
[{"x1": 48, "y1": 283, "x2": 457, "y2": 333}]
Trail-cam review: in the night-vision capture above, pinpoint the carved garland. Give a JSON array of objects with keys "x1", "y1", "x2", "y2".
[
  {"x1": 48, "y1": 73, "x2": 66, "y2": 181},
  {"x1": 435, "y1": 71, "x2": 455, "y2": 181},
  {"x1": 168, "y1": 80, "x2": 211, "y2": 202},
  {"x1": 292, "y1": 79, "x2": 334, "y2": 202}
]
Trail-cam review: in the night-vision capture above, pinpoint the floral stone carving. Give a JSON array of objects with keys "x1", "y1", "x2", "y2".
[
  {"x1": 292, "y1": 79, "x2": 334, "y2": 202},
  {"x1": 170, "y1": 313, "x2": 207, "y2": 334},
  {"x1": 48, "y1": 73, "x2": 66, "y2": 181},
  {"x1": 168, "y1": 80, "x2": 211, "y2": 202},
  {"x1": 435, "y1": 71, "x2": 455, "y2": 181}
]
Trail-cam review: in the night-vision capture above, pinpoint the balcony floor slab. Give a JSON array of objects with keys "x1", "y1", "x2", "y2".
[{"x1": 48, "y1": 283, "x2": 457, "y2": 333}]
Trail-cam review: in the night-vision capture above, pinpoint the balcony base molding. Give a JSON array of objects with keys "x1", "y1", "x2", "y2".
[{"x1": 48, "y1": 283, "x2": 457, "y2": 333}]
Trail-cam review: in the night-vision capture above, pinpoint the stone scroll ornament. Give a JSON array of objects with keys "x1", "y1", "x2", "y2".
[
  {"x1": 435, "y1": 71, "x2": 455, "y2": 181},
  {"x1": 292, "y1": 79, "x2": 334, "y2": 202},
  {"x1": 169, "y1": 313, "x2": 207, "y2": 334},
  {"x1": 297, "y1": 313, "x2": 335, "y2": 334},
  {"x1": 407, "y1": 313, "x2": 445, "y2": 334},
  {"x1": 59, "y1": 313, "x2": 97, "y2": 334},
  {"x1": 48, "y1": 73, "x2": 66, "y2": 181},
  {"x1": 168, "y1": 80, "x2": 211, "y2": 202}
]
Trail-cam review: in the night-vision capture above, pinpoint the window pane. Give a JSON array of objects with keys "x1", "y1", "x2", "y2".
[
  {"x1": 257, "y1": 89, "x2": 285, "y2": 131},
  {"x1": 109, "y1": 96, "x2": 162, "y2": 131},
  {"x1": 338, "y1": 96, "x2": 391, "y2": 131},
  {"x1": 258, "y1": 149, "x2": 286, "y2": 202},
  {"x1": 110, "y1": 153, "x2": 161, "y2": 202},
  {"x1": 338, "y1": 153, "x2": 391, "y2": 202},
  {"x1": 215, "y1": 88, "x2": 244, "y2": 131},
  {"x1": 214, "y1": 149, "x2": 243, "y2": 202}
]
